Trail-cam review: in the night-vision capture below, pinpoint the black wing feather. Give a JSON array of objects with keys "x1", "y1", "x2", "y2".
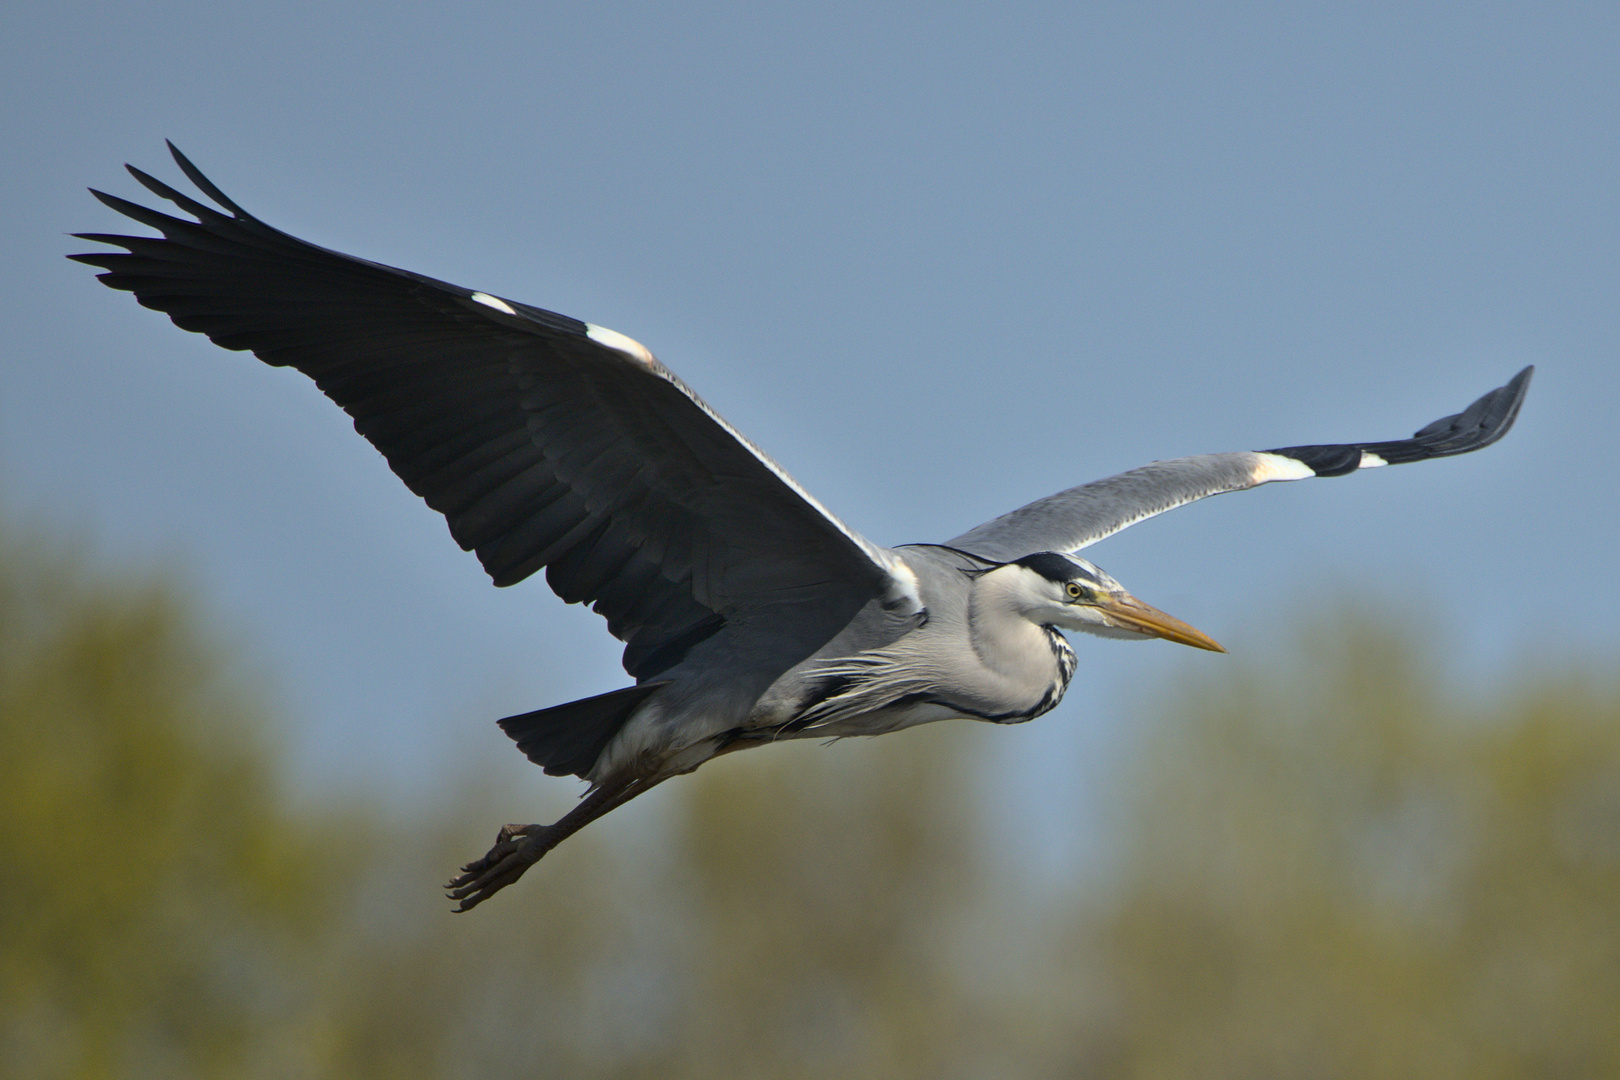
[
  {"x1": 73, "y1": 145, "x2": 893, "y2": 681},
  {"x1": 1268, "y1": 366, "x2": 1532, "y2": 475}
]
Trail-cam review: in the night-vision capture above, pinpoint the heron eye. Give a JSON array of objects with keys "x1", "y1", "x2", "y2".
[{"x1": 1066, "y1": 582, "x2": 1084, "y2": 600}]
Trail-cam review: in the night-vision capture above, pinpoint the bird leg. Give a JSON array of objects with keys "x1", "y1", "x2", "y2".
[{"x1": 445, "y1": 774, "x2": 665, "y2": 911}]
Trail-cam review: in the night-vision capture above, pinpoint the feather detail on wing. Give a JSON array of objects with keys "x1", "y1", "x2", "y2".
[
  {"x1": 948, "y1": 367, "x2": 1532, "y2": 561},
  {"x1": 72, "y1": 143, "x2": 920, "y2": 679}
]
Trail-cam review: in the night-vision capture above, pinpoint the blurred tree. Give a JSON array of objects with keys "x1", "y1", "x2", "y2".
[
  {"x1": 0, "y1": 506, "x2": 1004, "y2": 1080},
  {"x1": 8, "y1": 498, "x2": 1617, "y2": 1080},
  {"x1": 0, "y1": 518, "x2": 362, "y2": 1079},
  {"x1": 389, "y1": 726, "x2": 1007, "y2": 1080},
  {"x1": 1065, "y1": 612, "x2": 1620, "y2": 1080},
  {"x1": 648, "y1": 726, "x2": 996, "y2": 1080},
  {"x1": 0, "y1": 510, "x2": 656, "y2": 1079}
]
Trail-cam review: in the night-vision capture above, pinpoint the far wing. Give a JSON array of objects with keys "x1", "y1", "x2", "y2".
[
  {"x1": 73, "y1": 144, "x2": 917, "y2": 680},
  {"x1": 947, "y1": 367, "x2": 1532, "y2": 562}
]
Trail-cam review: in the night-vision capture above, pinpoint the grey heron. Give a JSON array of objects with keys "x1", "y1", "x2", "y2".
[{"x1": 73, "y1": 145, "x2": 1532, "y2": 911}]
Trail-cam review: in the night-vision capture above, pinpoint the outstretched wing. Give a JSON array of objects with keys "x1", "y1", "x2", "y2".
[
  {"x1": 947, "y1": 367, "x2": 1532, "y2": 562},
  {"x1": 73, "y1": 143, "x2": 915, "y2": 680}
]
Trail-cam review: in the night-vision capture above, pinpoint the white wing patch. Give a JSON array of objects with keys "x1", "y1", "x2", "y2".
[
  {"x1": 470, "y1": 291, "x2": 517, "y2": 316},
  {"x1": 1251, "y1": 452, "x2": 1319, "y2": 482},
  {"x1": 586, "y1": 323, "x2": 657, "y2": 367},
  {"x1": 1359, "y1": 450, "x2": 1389, "y2": 468},
  {"x1": 881, "y1": 556, "x2": 923, "y2": 614}
]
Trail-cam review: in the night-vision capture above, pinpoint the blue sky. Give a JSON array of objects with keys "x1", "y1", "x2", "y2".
[{"x1": 4, "y1": 2, "x2": 1616, "y2": 868}]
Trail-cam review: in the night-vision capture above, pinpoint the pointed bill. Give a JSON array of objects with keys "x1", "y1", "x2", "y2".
[{"x1": 1098, "y1": 593, "x2": 1226, "y2": 653}]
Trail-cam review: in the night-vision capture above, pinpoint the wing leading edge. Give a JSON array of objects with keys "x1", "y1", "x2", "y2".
[{"x1": 948, "y1": 366, "x2": 1532, "y2": 563}]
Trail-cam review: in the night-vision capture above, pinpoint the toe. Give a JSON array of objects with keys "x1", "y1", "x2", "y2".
[
  {"x1": 446, "y1": 831, "x2": 548, "y2": 911},
  {"x1": 447, "y1": 853, "x2": 524, "y2": 910}
]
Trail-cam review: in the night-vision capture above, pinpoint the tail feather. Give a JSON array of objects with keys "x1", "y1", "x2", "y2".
[{"x1": 498, "y1": 683, "x2": 665, "y2": 779}]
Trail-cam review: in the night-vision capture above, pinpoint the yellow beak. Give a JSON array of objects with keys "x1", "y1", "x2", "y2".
[{"x1": 1096, "y1": 592, "x2": 1226, "y2": 653}]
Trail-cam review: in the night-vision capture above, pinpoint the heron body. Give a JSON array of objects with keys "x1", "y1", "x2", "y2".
[
  {"x1": 594, "y1": 548, "x2": 1107, "y2": 778},
  {"x1": 73, "y1": 145, "x2": 1532, "y2": 909}
]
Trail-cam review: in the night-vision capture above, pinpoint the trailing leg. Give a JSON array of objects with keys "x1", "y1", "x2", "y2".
[{"x1": 445, "y1": 775, "x2": 666, "y2": 911}]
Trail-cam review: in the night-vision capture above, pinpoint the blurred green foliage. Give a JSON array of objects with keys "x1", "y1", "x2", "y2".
[
  {"x1": 3, "y1": 512, "x2": 1617, "y2": 1079},
  {"x1": 1067, "y1": 619, "x2": 1620, "y2": 1079},
  {"x1": 0, "y1": 524, "x2": 366, "y2": 1079}
]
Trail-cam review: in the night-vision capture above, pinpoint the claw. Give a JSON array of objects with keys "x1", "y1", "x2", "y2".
[
  {"x1": 446, "y1": 823, "x2": 550, "y2": 911},
  {"x1": 452, "y1": 824, "x2": 537, "y2": 877},
  {"x1": 444, "y1": 777, "x2": 656, "y2": 911}
]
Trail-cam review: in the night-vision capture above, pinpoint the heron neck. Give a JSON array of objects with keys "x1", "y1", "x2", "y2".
[{"x1": 966, "y1": 571, "x2": 1071, "y2": 693}]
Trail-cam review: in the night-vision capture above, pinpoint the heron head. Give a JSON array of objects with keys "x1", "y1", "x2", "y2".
[{"x1": 1000, "y1": 552, "x2": 1225, "y2": 652}]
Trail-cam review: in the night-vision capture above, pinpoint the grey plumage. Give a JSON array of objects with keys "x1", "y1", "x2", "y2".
[
  {"x1": 72, "y1": 145, "x2": 1533, "y2": 910},
  {"x1": 950, "y1": 366, "x2": 1531, "y2": 561}
]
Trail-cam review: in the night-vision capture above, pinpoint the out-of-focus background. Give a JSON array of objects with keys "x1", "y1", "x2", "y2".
[{"x1": 3, "y1": 4, "x2": 1617, "y2": 1077}]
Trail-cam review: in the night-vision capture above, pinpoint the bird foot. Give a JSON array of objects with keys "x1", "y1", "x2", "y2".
[{"x1": 446, "y1": 822, "x2": 549, "y2": 912}]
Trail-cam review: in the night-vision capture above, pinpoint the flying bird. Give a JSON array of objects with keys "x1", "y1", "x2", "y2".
[{"x1": 73, "y1": 144, "x2": 1532, "y2": 910}]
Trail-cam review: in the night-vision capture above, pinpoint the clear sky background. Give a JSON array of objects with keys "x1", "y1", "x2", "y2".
[{"x1": 4, "y1": 3, "x2": 1616, "y2": 872}]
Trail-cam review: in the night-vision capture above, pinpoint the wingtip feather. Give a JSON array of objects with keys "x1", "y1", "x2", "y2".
[{"x1": 166, "y1": 141, "x2": 250, "y2": 218}]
